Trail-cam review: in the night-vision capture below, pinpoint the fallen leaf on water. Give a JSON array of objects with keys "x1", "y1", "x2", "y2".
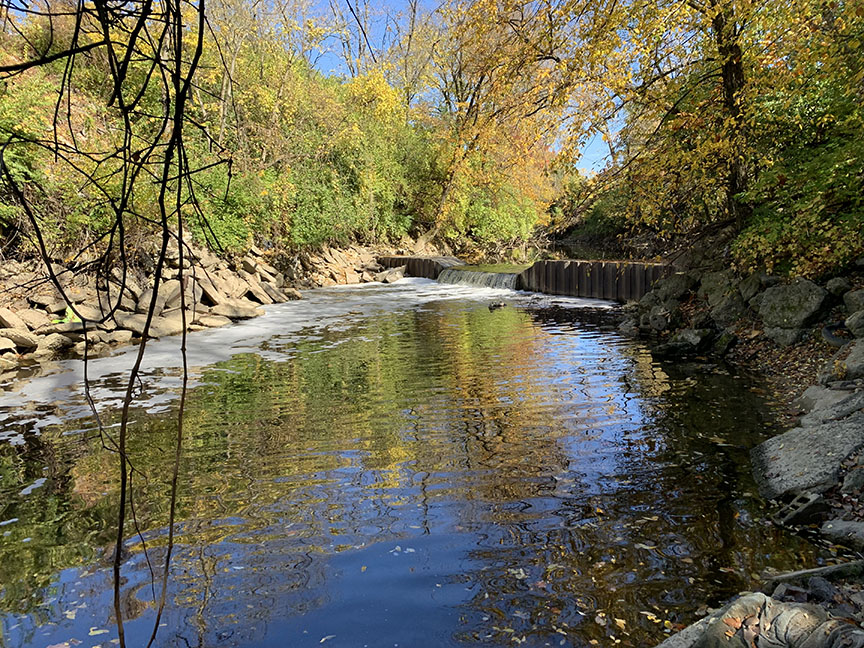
[
  {"x1": 361, "y1": 565, "x2": 366, "y2": 572},
  {"x1": 319, "y1": 635, "x2": 336, "y2": 644},
  {"x1": 88, "y1": 629, "x2": 109, "y2": 637}
]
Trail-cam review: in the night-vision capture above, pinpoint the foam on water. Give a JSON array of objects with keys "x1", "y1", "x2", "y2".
[{"x1": 0, "y1": 278, "x2": 612, "y2": 435}]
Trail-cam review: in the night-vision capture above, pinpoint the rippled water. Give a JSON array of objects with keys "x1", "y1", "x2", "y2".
[{"x1": 0, "y1": 279, "x2": 825, "y2": 648}]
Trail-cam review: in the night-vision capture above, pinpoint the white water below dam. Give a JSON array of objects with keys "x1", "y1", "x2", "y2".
[{"x1": 437, "y1": 267, "x2": 518, "y2": 290}]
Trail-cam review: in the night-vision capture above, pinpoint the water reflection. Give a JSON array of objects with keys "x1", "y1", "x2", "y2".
[{"x1": 0, "y1": 282, "x2": 823, "y2": 648}]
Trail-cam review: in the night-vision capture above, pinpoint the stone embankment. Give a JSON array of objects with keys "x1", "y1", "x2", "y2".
[
  {"x1": 632, "y1": 263, "x2": 864, "y2": 647},
  {"x1": 0, "y1": 241, "x2": 407, "y2": 378}
]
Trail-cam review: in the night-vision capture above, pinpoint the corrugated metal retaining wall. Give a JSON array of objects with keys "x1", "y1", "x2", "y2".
[
  {"x1": 378, "y1": 256, "x2": 672, "y2": 302},
  {"x1": 378, "y1": 255, "x2": 464, "y2": 279},
  {"x1": 517, "y1": 260, "x2": 671, "y2": 302}
]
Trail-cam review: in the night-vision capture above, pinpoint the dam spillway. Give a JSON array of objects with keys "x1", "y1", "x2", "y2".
[
  {"x1": 379, "y1": 256, "x2": 673, "y2": 301},
  {"x1": 436, "y1": 267, "x2": 519, "y2": 290}
]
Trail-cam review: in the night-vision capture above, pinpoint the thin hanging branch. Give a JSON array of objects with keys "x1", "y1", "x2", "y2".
[{"x1": 0, "y1": 0, "x2": 224, "y2": 645}]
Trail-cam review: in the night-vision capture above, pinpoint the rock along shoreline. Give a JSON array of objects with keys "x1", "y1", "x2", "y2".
[
  {"x1": 620, "y1": 263, "x2": 864, "y2": 647},
  {"x1": 0, "y1": 239, "x2": 414, "y2": 381}
]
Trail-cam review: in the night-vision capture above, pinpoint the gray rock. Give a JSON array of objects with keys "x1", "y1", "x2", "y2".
[
  {"x1": 800, "y1": 390, "x2": 864, "y2": 427},
  {"x1": 738, "y1": 274, "x2": 762, "y2": 303},
  {"x1": 0, "y1": 307, "x2": 26, "y2": 331},
  {"x1": 710, "y1": 292, "x2": 746, "y2": 328},
  {"x1": 748, "y1": 291, "x2": 765, "y2": 312},
  {"x1": 618, "y1": 318, "x2": 639, "y2": 337},
  {"x1": 36, "y1": 320, "x2": 87, "y2": 335},
  {"x1": 698, "y1": 270, "x2": 735, "y2": 307},
  {"x1": 656, "y1": 272, "x2": 697, "y2": 301},
  {"x1": 827, "y1": 277, "x2": 852, "y2": 297},
  {"x1": 639, "y1": 289, "x2": 662, "y2": 310},
  {"x1": 196, "y1": 274, "x2": 228, "y2": 305},
  {"x1": 649, "y1": 304, "x2": 678, "y2": 332},
  {"x1": 821, "y1": 520, "x2": 864, "y2": 551},
  {"x1": 712, "y1": 331, "x2": 737, "y2": 356},
  {"x1": 16, "y1": 308, "x2": 50, "y2": 330},
  {"x1": 239, "y1": 271, "x2": 274, "y2": 305},
  {"x1": 45, "y1": 301, "x2": 67, "y2": 314},
  {"x1": 655, "y1": 329, "x2": 714, "y2": 357},
  {"x1": 847, "y1": 340, "x2": 864, "y2": 380},
  {"x1": 210, "y1": 300, "x2": 264, "y2": 320},
  {"x1": 692, "y1": 311, "x2": 715, "y2": 330},
  {"x1": 0, "y1": 328, "x2": 39, "y2": 349},
  {"x1": 765, "y1": 326, "x2": 804, "y2": 347},
  {"x1": 37, "y1": 332, "x2": 75, "y2": 352},
  {"x1": 797, "y1": 385, "x2": 850, "y2": 412},
  {"x1": 151, "y1": 313, "x2": 186, "y2": 338},
  {"x1": 751, "y1": 411, "x2": 864, "y2": 499},
  {"x1": 841, "y1": 468, "x2": 864, "y2": 494},
  {"x1": 759, "y1": 278, "x2": 828, "y2": 329},
  {"x1": 808, "y1": 576, "x2": 841, "y2": 604},
  {"x1": 846, "y1": 310, "x2": 864, "y2": 338},
  {"x1": 845, "y1": 289, "x2": 864, "y2": 314},
  {"x1": 241, "y1": 256, "x2": 258, "y2": 274},
  {"x1": 376, "y1": 266, "x2": 406, "y2": 284},
  {"x1": 104, "y1": 330, "x2": 133, "y2": 345},
  {"x1": 259, "y1": 282, "x2": 291, "y2": 303},
  {"x1": 196, "y1": 315, "x2": 232, "y2": 328}
]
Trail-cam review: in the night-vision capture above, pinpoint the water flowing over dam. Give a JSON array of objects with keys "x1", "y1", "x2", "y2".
[{"x1": 437, "y1": 267, "x2": 519, "y2": 290}]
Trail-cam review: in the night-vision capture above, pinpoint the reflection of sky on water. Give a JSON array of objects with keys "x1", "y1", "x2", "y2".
[{"x1": 0, "y1": 280, "x2": 824, "y2": 648}]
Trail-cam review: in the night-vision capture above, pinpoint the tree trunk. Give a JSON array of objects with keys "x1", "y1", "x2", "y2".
[{"x1": 712, "y1": 2, "x2": 751, "y2": 230}]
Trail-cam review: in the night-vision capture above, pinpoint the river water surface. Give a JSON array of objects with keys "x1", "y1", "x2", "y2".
[{"x1": 0, "y1": 279, "x2": 826, "y2": 648}]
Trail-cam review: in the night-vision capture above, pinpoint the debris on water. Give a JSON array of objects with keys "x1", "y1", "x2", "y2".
[{"x1": 488, "y1": 301, "x2": 507, "y2": 311}]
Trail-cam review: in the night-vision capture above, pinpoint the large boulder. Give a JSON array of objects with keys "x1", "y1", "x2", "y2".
[
  {"x1": 847, "y1": 310, "x2": 864, "y2": 338},
  {"x1": 375, "y1": 266, "x2": 405, "y2": 284},
  {"x1": 846, "y1": 339, "x2": 864, "y2": 380},
  {"x1": 16, "y1": 308, "x2": 50, "y2": 330},
  {"x1": 698, "y1": 270, "x2": 736, "y2": 307},
  {"x1": 710, "y1": 292, "x2": 747, "y2": 328},
  {"x1": 195, "y1": 314, "x2": 232, "y2": 328},
  {"x1": 655, "y1": 272, "x2": 697, "y2": 302},
  {"x1": 845, "y1": 289, "x2": 864, "y2": 314},
  {"x1": 0, "y1": 307, "x2": 26, "y2": 330},
  {"x1": 759, "y1": 278, "x2": 827, "y2": 330},
  {"x1": 654, "y1": 328, "x2": 714, "y2": 357},
  {"x1": 751, "y1": 410, "x2": 864, "y2": 499},
  {"x1": 37, "y1": 332, "x2": 76, "y2": 352},
  {"x1": 0, "y1": 328, "x2": 40, "y2": 349},
  {"x1": 826, "y1": 277, "x2": 852, "y2": 297},
  {"x1": 210, "y1": 299, "x2": 264, "y2": 320},
  {"x1": 765, "y1": 327, "x2": 805, "y2": 347},
  {"x1": 800, "y1": 391, "x2": 864, "y2": 427}
]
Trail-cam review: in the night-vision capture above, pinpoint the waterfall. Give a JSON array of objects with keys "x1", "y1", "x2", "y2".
[{"x1": 437, "y1": 268, "x2": 518, "y2": 290}]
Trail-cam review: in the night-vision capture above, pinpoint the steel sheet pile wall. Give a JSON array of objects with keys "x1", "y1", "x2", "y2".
[
  {"x1": 378, "y1": 256, "x2": 464, "y2": 279},
  {"x1": 517, "y1": 260, "x2": 671, "y2": 302}
]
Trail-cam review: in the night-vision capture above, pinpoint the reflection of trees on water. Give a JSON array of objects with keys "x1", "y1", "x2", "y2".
[{"x1": 0, "y1": 299, "x2": 822, "y2": 648}]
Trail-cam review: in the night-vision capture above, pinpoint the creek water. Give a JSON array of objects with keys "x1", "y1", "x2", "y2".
[{"x1": 0, "y1": 279, "x2": 826, "y2": 648}]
